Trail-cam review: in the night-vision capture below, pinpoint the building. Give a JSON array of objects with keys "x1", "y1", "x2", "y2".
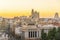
[
  {"x1": 11, "y1": 9, "x2": 60, "y2": 40},
  {"x1": 0, "y1": 9, "x2": 60, "y2": 40},
  {"x1": 19, "y1": 24, "x2": 58, "y2": 40}
]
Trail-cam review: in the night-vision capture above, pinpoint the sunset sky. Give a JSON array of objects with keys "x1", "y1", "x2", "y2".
[{"x1": 0, "y1": 0, "x2": 60, "y2": 18}]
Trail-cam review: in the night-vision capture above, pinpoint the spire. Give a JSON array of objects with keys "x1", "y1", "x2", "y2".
[
  {"x1": 31, "y1": 9, "x2": 34, "y2": 14},
  {"x1": 54, "y1": 12, "x2": 59, "y2": 18}
]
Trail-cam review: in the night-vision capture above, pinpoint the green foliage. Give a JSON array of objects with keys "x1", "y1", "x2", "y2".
[
  {"x1": 48, "y1": 27, "x2": 56, "y2": 40},
  {"x1": 57, "y1": 27, "x2": 60, "y2": 32},
  {"x1": 55, "y1": 27, "x2": 60, "y2": 40},
  {"x1": 55, "y1": 32, "x2": 60, "y2": 40},
  {"x1": 41, "y1": 29, "x2": 47, "y2": 40},
  {"x1": 41, "y1": 27, "x2": 57, "y2": 40}
]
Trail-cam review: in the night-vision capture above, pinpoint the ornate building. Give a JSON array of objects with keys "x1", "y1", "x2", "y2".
[{"x1": 1, "y1": 9, "x2": 59, "y2": 40}]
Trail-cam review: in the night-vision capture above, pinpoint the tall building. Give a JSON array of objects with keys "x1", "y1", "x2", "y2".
[
  {"x1": 31, "y1": 9, "x2": 34, "y2": 15},
  {"x1": 30, "y1": 9, "x2": 39, "y2": 25},
  {"x1": 31, "y1": 9, "x2": 39, "y2": 19}
]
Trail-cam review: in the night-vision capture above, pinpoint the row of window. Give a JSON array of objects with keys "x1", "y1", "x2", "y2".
[{"x1": 28, "y1": 31, "x2": 39, "y2": 38}]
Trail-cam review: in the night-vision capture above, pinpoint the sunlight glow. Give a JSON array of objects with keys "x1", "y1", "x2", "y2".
[{"x1": 0, "y1": 0, "x2": 60, "y2": 18}]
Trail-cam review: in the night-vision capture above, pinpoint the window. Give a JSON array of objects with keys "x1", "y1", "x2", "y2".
[
  {"x1": 28, "y1": 31, "x2": 37, "y2": 38},
  {"x1": 29, "y1": 31, "x2": 30, "y2": 38},
  {"x1": 35, "y1": 31, "x2": 37, "y2": 37},
  {"x1": 31, "y1": 31, "x2": 32, "y2": 38}
]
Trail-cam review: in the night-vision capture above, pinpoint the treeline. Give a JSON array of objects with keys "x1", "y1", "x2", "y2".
[{"x1": 41, "y1": 27, "x2": 60, "y2": 40}]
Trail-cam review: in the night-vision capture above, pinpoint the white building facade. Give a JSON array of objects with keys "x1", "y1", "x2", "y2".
[{"x1": 20, "y1": 24, "x2": 58, "y2": 40}]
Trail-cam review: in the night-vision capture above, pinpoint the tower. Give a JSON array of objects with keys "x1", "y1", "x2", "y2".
[
  {"x1": 31, "y1": 9, "x2": 39, "y2": 19},
  {"x1": 54, "y1": 12, "x2": 59, "y2": 18},
  {"x1": 31, "y1": 9, "x2": 35, "y2": 16},
  {"x1": 30, "y1": 9, "x2": 39, "y2": 25}
]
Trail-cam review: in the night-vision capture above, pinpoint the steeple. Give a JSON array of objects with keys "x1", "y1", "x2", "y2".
[{"x1": 31, "y1": 9, "x2": 34, "y2": 14}]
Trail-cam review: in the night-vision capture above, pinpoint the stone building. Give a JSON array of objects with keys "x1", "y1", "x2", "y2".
[
  {"x1": 7, "y1": 9, "x2": 60, "y2": 40},
  {"x1": 20, "y1": 24, "x2": 58, "y2": 40}
]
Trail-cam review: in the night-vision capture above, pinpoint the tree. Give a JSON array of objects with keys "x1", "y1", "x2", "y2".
[
  {"x1": 41, "y1": 29, "x2": 47, "y2": 40},
  {"x1": 48, "y1": 27, "x2": 56, "y2": 40},
  {"x1": 55, "y1": 27, "x2": 60, "y2": 40},
  {"x1": 57, "y1": 27, "x2": 60, "y2": 32},
  {"x1": 55, "y1": 32, "x2": 60, "y2": 40}
]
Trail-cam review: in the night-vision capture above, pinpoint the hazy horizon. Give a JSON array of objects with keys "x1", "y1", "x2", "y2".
[{"x1": 0, "y1": 0, "x2": 60, "y2": 18}]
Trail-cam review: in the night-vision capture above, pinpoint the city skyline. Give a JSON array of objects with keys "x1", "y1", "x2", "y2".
[
  {"x1": 0, "y1": 0, "x2": 60, "y2": 18},
  {"x1": 0, "y1": 10, "x2": 59, "y2": 18}
]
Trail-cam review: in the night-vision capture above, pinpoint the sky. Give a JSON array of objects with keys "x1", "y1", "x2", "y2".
[{"x1": 0, "y1": 0, "x2": 60, "y2": 18}]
